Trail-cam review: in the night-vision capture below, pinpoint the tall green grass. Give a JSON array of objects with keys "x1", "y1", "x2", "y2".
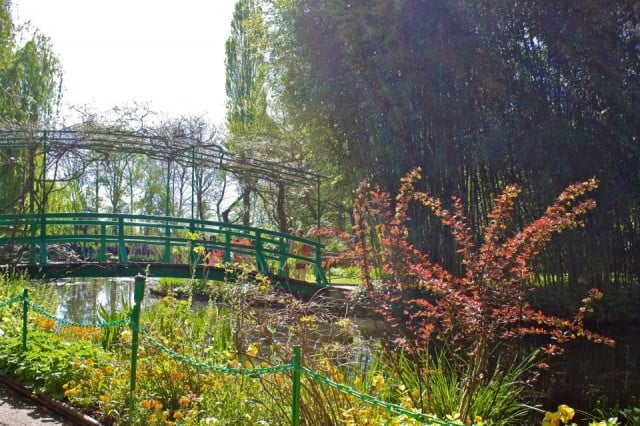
[{"x1": 373, "y1": 346, "x2": 536, "y2": 424}]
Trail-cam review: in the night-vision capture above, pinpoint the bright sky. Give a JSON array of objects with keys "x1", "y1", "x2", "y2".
[{"x1": 11, "y1": 0, "x2": 237, "y2": 125}]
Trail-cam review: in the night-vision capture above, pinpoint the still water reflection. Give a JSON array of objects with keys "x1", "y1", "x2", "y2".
[
  {"x1": 540, "y1": 323, "x2": 640, "y2": 414},
  {"x1": 52, "y1": 277, "x2": 147, "y2": 323}
]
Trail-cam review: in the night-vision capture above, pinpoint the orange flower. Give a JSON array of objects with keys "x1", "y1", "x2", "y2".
[{"x1": 178, "y1": 396, "x2": 191, "y2": 408}]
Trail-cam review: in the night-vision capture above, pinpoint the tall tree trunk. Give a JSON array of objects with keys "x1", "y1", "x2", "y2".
[
  {"x1": 276, "y1": 182, "x2": 287, "y2": 232},
  {"x1": 242, "y1": 188, "x2": 251, "y2": 226}
]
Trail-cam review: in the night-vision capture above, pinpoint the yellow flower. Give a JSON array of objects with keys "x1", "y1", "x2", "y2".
[
  {"x1": 141, "y1": 399, "x2": 152, "y2": 410},
  {"x1": 371, "y1": 374, "x2": 385, "y2": 390},
  {"x1": 542, "y1": 411, "x2": 560, "y2": 426},
  {"x1": 300, "y1": 315, "x2": 317, "y2": 324},
  {"x1": 446, "y1": 412, "x2": 461, "y2": 421},
  {"x1": 336, "y1": 318, "x2": 351, "y2": 329},
  {"x1": 399, "y1": 394, "x2": 414, "y2": 409},
  {"x1": 34, "y1": 315, "x2": 55, "y2": 331},
  {"x1": 558, "y1": 404, "x2": 575, "y2": 423},
  {"x1": 121, "y1": 329, "x2": 132, "y2": 340},
  {"x1": 64, "y1": 387, "x2": 80, "y2": 397},
  {"x1": 247, "y1": 343, "x2": 259, "y2": 357}
]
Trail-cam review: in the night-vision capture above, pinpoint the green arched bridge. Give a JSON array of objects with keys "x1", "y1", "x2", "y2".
[{"x1": 0, "y1": 212, "x2": 328, "y2": 298}]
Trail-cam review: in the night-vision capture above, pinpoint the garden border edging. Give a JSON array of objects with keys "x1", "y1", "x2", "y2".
[{"x1": 0, "y1": 375, "x2": 102, "y2": 425}]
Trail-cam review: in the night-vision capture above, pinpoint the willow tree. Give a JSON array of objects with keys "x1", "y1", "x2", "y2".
[{"x1": 0, "y1": 0, "x2": 62, "y2": 214}]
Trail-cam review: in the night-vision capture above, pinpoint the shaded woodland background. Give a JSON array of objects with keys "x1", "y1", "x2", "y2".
[{"x1": 266, "y1": 1, "x2": 640, "y2": 290}]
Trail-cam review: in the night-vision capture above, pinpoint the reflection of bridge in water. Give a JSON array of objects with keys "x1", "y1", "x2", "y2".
[{"x1": 0, "y1": 212, "x2": 328, "y2": 298}]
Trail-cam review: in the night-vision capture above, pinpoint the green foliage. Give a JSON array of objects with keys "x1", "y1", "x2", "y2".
[
  {"x1": 619, "y1": 406, "x2": 640, "y2": 425},
  {"x1": 97, "y1": 297, "x2": 131, "y2": 350},
  {"x1": 590, "y1": 396, "x2": 640, "y2": 426},
  {"x1": 225, "y1": 0, "x2": 271, "y2": 138},
  {"x1": 156, "y1": 277, "x2": 189, "y2": 290},
  {"x1": 374, "y1": 348, "x2": 534, "y2": 424},
  {"x1": 1, "y1": 274, "x2": 433, "y2": 424},
  {"x1": 225, "y1": 0, "x2": 323, "y2": 231},
  {"x1": 0, "y1": 272, "x2": 628, "y2": 425},
  {"x1": 0, "y1": 2, "x2": 61, "y2": 213},
  {"x1": 0, "y1": 330, "x2": 111, "y2": 399},
  {"x1": 0, "y1": 1, "x2": 61, "y2": 123},
  {"x1": 328, "y1": 265, "x2": 360, "y2": 279},
  {"x1": 267, "y1": 0, "x2": 640, "y2": 287}
]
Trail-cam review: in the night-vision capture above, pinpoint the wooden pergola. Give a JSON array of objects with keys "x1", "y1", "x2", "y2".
[{"x1": 0, "y1": 128, "x2": 323, "y2": 226}]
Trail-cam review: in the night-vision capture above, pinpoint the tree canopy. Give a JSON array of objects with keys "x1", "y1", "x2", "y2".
[
  {"x1": 0, "y1": 0, "x2": 62, "y2": 213},
  {"x1": 265, "y1": 0, "x2": 640, "y2": 287},
  {"x1": 0, "y1": 1, "x2": 61, "y2": 124},
  {"x1": 225, "y1": 0, "x2": 325, "y2": 231}
]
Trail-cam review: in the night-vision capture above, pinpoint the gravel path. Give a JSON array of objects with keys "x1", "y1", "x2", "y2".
[{"x1": 0, "y1": 382, "x2": 73, "y2": 426}]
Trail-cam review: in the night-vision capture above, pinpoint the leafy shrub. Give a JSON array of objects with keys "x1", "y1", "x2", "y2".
[
  {"x1": 341, "y1": 168, "x2": 613, "y2": 419},
  {"x1": 0, "y1": 329, "x2": 111, "y2": 399}
]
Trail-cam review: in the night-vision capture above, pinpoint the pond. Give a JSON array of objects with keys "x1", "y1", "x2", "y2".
[
  {"x1": 48, "y1": 279, "x2": 640, "y2": 418},
  {"x1": 539, "y1": 323, "x2": 640, "y2": 416},
  {"x1": 50, "y1": 277, "x2": 152, "y2": 323}
]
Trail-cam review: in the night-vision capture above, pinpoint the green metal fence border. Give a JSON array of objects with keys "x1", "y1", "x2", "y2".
[{"x1": 0, "y1": 276, "x2": 456, "y2": 426}]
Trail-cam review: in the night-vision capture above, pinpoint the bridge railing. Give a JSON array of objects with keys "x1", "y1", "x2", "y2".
[{"x1": 0, "y1": 213, "x2": 327, "y2": 286}]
